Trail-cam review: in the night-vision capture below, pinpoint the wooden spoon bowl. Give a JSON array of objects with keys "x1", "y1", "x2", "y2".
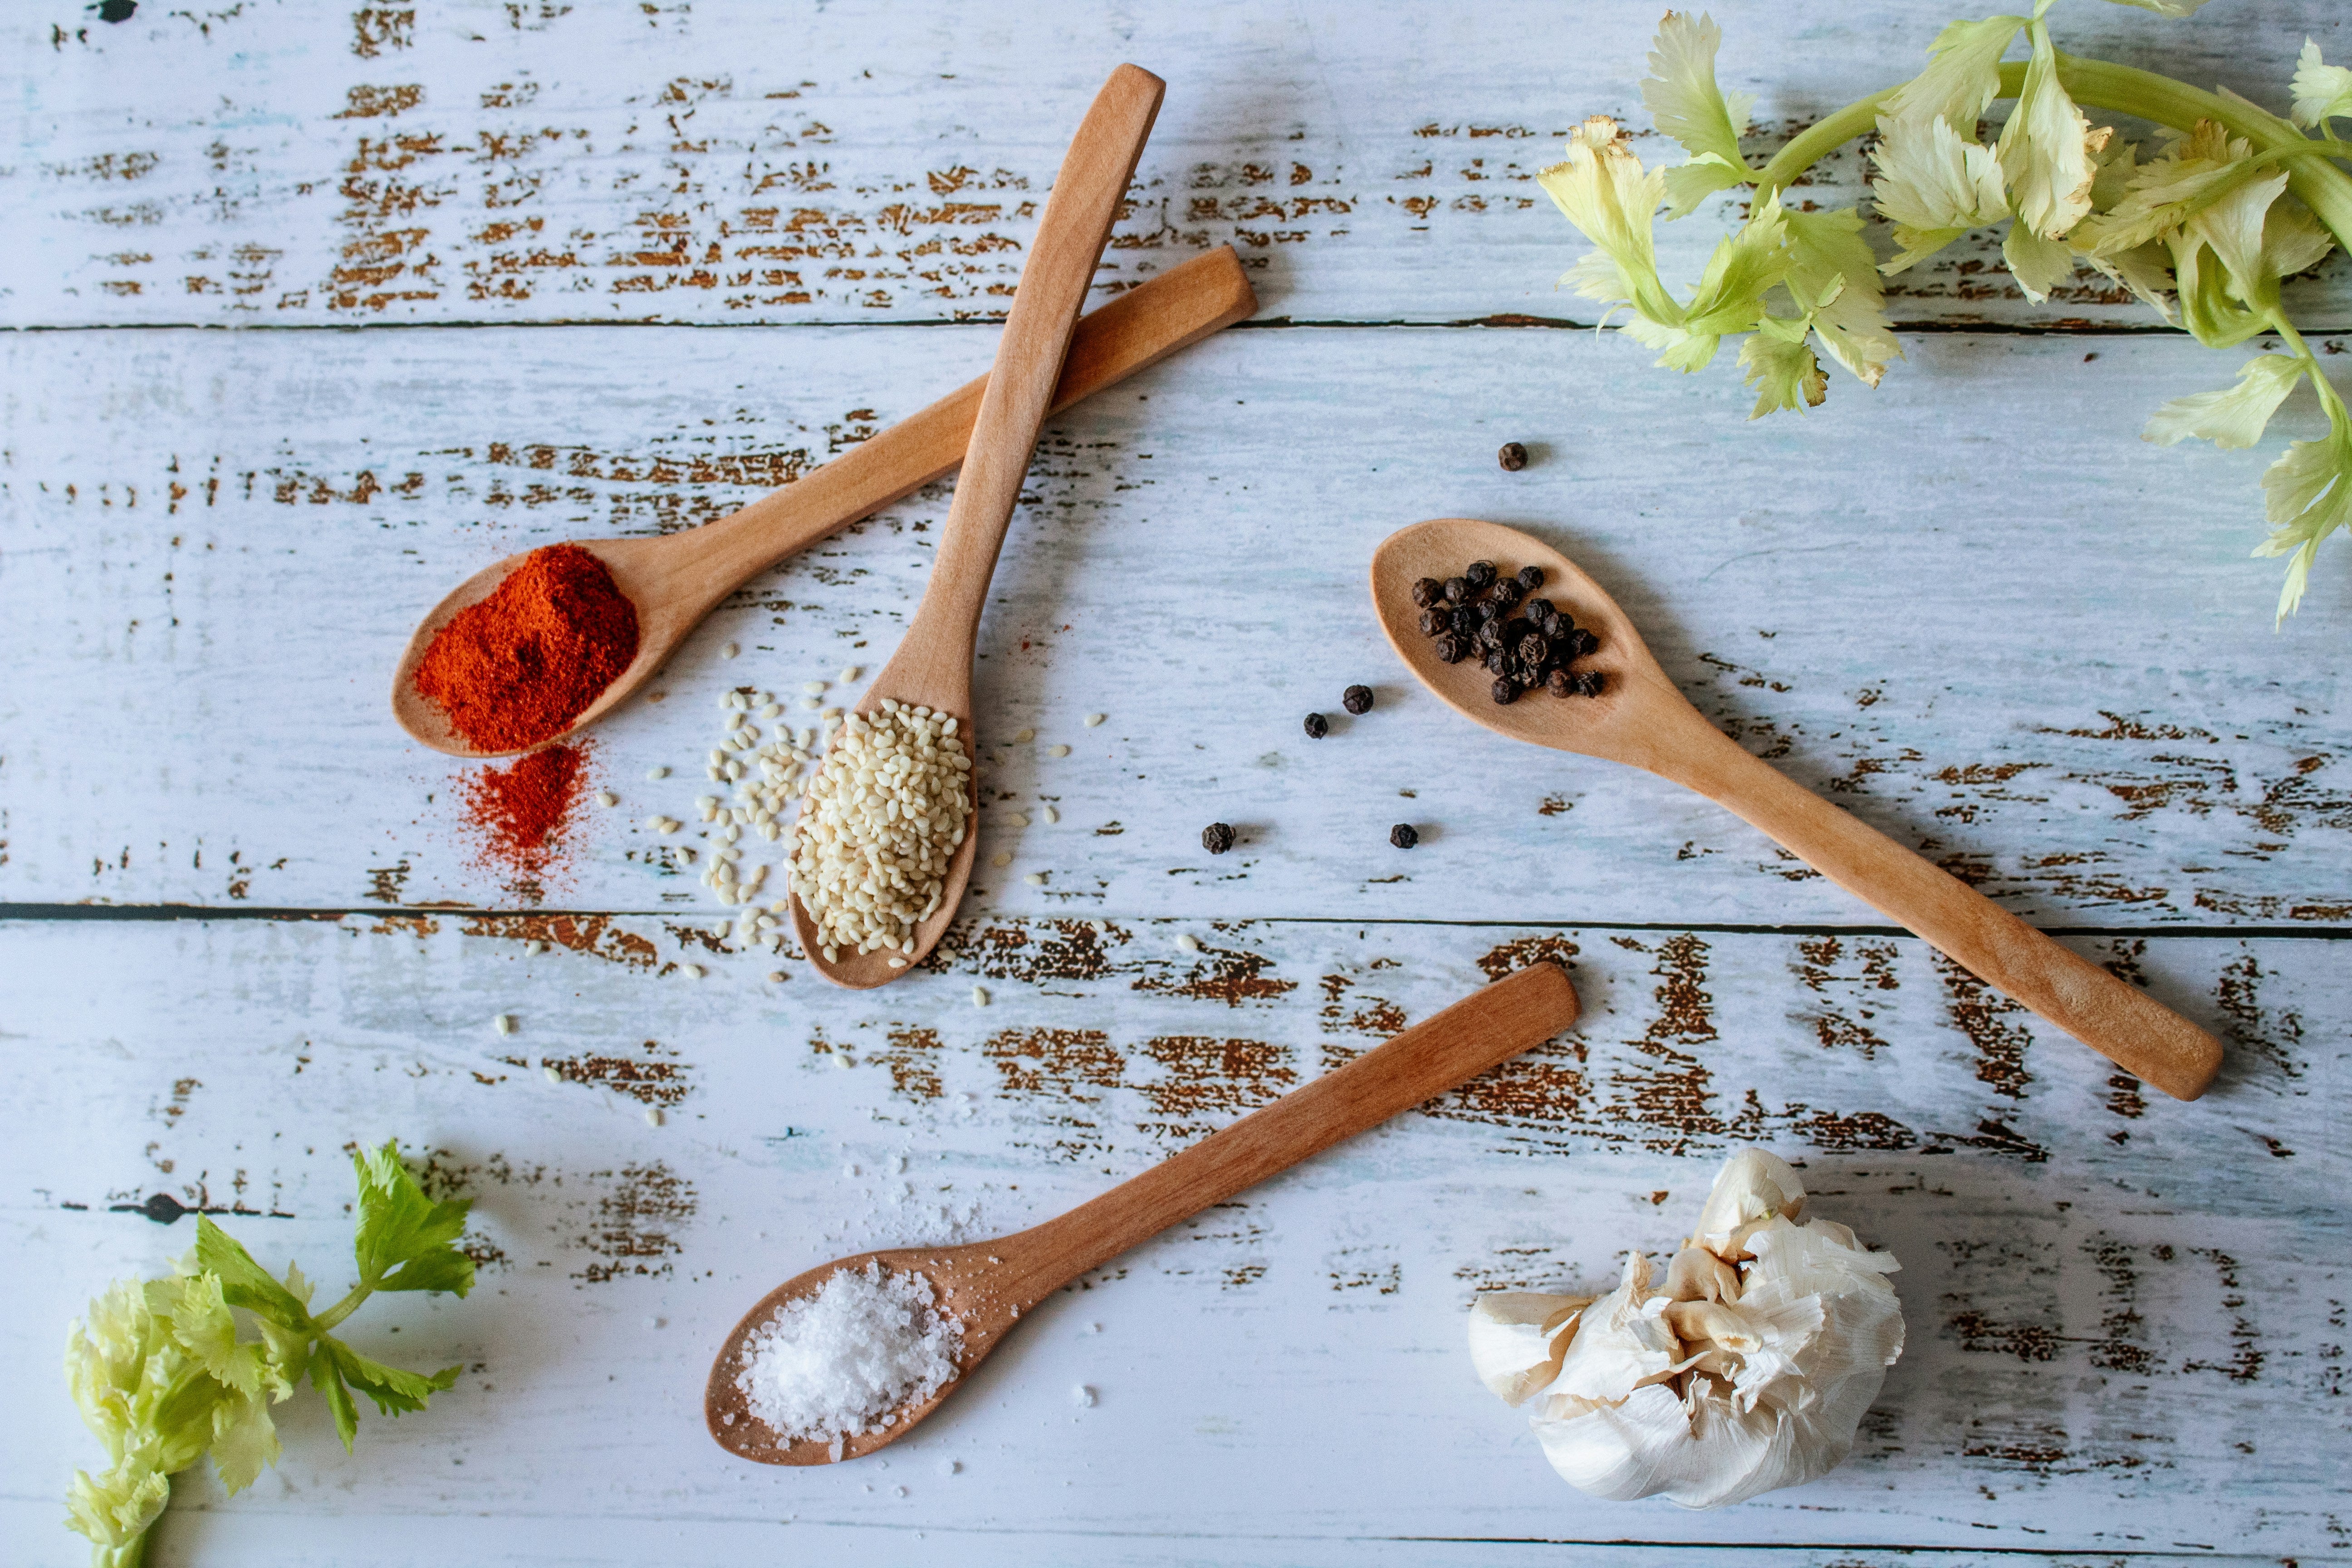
[
  {"x1": 706, "y1": 959, "x2": 1582, "y2": 1463},
  {"x1": 1372, "y1": 517, "x2": 2224, "y2": 1102}
]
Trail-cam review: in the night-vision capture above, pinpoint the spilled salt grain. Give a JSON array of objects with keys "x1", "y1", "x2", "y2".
[{"x1": 735, "y1": 1261, "x2": 965, "y2": 1444}]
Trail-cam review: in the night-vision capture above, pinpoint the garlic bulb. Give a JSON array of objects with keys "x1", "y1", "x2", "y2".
[{"x1": 1467, "y1": 1149, "x2": 1903, "y2": 1509}]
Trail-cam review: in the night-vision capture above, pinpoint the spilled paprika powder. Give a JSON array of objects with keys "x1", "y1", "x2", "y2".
[
  {"x1": 414, "y1": 543, "x2": 640, "y2": 752},
  {"x1": 459, "y1": 743, "x2": 590, "y2": 882}
]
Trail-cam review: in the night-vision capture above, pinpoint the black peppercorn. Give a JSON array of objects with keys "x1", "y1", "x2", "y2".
[
  {"x1": 1202, "y1": 822, "x2": 1235, "y2": 854},
  {"x1": 1498, "y1": 441, "x2": 1528, "y2": 471},
  {"x1": 1576, "y1": 670, "x2": 1606, "y2": 696},
  {"x1": 1434, "y1": 633, "x2": 1468, "y2": 664},
  {"x1": 1524, "y1": 597, "x2": 1556, "y2": 625},
  {"x1": 1465, "y1": 560, "x2": 1498, "y2": 591},
  {"x1": 1517, "y1": 632, "x2": 1550, "y2": 666},
  {"x1": 1390, "y1": 822, "x2": 1420, "y2": 848},
  {"x1": 1303, "y1": 711, "x2": 1329, "y2": 739},
  {"x1": 1516, "y1": 564, "x2": 1544, "y2": 592},
  {"x1": 1570, "y1": 627, "x2": 1599, "y2": 657},
  {"x1": 1485, "y1": 577, "x2": 1524, "y2": 609},
  {"x1": 1490, "y1": 676, "x2": 1519, "y2": 705},
  {"x1": 1411, "y1": 577, "x2": 1443, "y2": 609},
  {"x1": 1418, "y1": 608, "x2": 1450, "y2": 638},
  {"x1": 1539, "y1": 610, "x2": 1567, "y2": 641},
  {"x1": 1483, "y1": 647, "x2": 1508, "y2": 676},
  {"x1": 1546, "y1": 668, "x2": 1573, "y2": 697},
  {"x1": 1515, "y1": 659, "x2": 1543, "y2": 689},
  {"x1": 1475, "y1": 619, "x2": 1506, "y2": 651},
  {"x1": 1474, "y1": 599, "x2": 1502, "y2": 624},
  {"x1": 1343, "y1": 684, "x2": 1373, "y2": 715},
  {"x1": 1449, "y1": 606, "x2": 1478, "y2": 637},
  {"x1": 1443, "y1": 576, "x2": 1470, "y2": 605}
]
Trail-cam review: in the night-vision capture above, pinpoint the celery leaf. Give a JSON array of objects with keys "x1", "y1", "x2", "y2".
[
  {"x1": 1882, "y1": 15, "x2": 2028, "y2": 134},
  {"x1": 1739, "y1": 317, "x2": 1826, "y2": 417},
  {"x1": 1781, "y1": 207, "x2": 1901, "y2": 387},
  {"x1": 1996, "y1": 21, "x2": 2102, "y2": 240},
  {"x1": 1640, "y1": 11, "x2": 1754, "y2": 217},
  {"x1": 2255, "y1": 392, "x2": 2352, "y2": 621},
  {"x1": 195, "y1": 1215, "x2": 311, "y2": 1327},
  {"x1": 2144, "y1": 354, "x2": 2305, "y2": 449},
  {"x1": 2291, "y1": 39, "x2": 2352, "y2": 127},
  {"x1": 1872, "y1": 113, "x2": 2010, "y2": 273},
  {"x1": 352, "y1": 1141, "x2": 475, "y2": 1296}
]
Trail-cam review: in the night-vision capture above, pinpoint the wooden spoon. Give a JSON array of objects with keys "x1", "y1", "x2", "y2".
[
  {"x1": 704, "y1": 958, "x2": 1580, "y2": 1464},
  {"x1": 388, "y1": 244, "x2": 1254, "y2": 758},
  {"x1": 1372, "y1": 518, "x2": 2224, "y2": 1103},
  {"x1": 790, "y1": 64, "x2": 1164, "y2": 990}
]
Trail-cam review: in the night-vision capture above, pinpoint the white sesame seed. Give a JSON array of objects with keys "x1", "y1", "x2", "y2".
[
  {"x1": 646, "y1": 766, "x2": 670, "y2": 780},
  {"x1": 801, "y1": 695, "x2": 823, "y2": 709},
  {"x1": 642, "y1": 815, "x2": 667, "y2": 832},
  {"x1": 645, "y1": 1106, "x2": 665, "y2": 1127},
  {"x1": 708, "y1": 749, "x2": 727, "y2": 766},
  {"x1": 804, "y1": 681, "x2": 828, "y2": 696},
  {"x1": 492, "y1": 1014, "x2": 516, "y2": 1035},
  {"x1": 658, "y1": 818, "x2": 683, "y2": 835},
  {"x1": 597, "y1": 790, "x2": 619, "y2": 808},
  {"x1": 1048, "y1": 744, "x2": 1071, "y2": 758},
  {"x1": 722, "y1": 642, "x2": 740, "y2": 659},
  {"x1": 990, "y1": 851, "x2": 1012, "y2": 867},
  {"x1": 1085, "y1": 713, "x2": 1106, "y2": 727},
  {"x1": 839, "y1": 666, "x2": 862, "y2": 683},
  {"x1": 1042, "y1": 805, "x2": 1059, "y2": 824},
  {"x1": 706, "y1": 766, "x2": 725, "y2": 781},
  {"x1": 717, "y1": 692, "x2": 735, "y2": 710},
  {"x1": 1089, "y1": 919, "x2": 1107, "y2": 934},
  {"x1": 1024, "y1": 873, "x2": 1045, "y2": 886},
  {"x1": 681, "y1": 962, "x2": 705, "y2": 980},
  {"x1": 887, "y1": 956, "x2": 908, "y2": 969},
  {"x1": 524, "y1": 939, "x2": 548, "y2": 956},
  {"x1": 543, "y1": 1064, "x2": 563, "y2": 1084},
  {"x1": 972, "y1": 986, "x2": 990, "y2": 1007},
  {"x1": 1007, "y1": 812, "x2": 1029, "y2": 828},
  {"x1": 1014, "y1": 728, "x2": 1035, "y2": 743},
  {"x1": 766, "y1": 970, "x2": 786, "y2": 982},
  {"x1": 1176, "y1": 933, "x2": 1201, "y2": 952}
]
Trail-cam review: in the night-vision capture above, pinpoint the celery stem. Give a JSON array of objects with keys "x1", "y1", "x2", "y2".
[{"x1": 313, "y1": 1282, "x2": 372, "y2": 1333}]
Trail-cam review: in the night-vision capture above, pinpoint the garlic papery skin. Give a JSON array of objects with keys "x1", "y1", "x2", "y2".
[{"x1": 1468, "y1": 1149, "x2": 1904, "y2": 1509}]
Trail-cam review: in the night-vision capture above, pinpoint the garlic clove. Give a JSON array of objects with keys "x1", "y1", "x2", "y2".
[
  {"x1": 1690, "y1": 1149, "x2": 1806, "y2": 1260},
  {"x1": 1467, "y1": 1291, "x2": 1589, "y2": 1407},
  {"x1": 1664, "y1": 1245, "x2": 1742, "y2": 1304}
]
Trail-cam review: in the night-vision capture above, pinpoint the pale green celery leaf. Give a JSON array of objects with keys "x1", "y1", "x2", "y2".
[
  {"x1": 165, "y1": 1274, "x2": 276, "y2": 1400},
  {"x1": 2291, "y1": 39, "x2": 2352, "y2": 129},
  {"x1": 2145, "y1": 354, "x2": 2305, "y2": 448},
  {"x1": 2099, "y1": 0, "x2": 2218, "y2": 14},
  {"x1": 1996, "y1": 21, "x2": 2102, "y2": 239},
  {"x1": 1680, "y1": 194, "x2": 1788, "y2": 338},
  {"x1": 2003, "y1": 222, "x2": 2078, "y2": 302},
  {"x1": 352, "y1": 1141, "x2": 474, "y2": 1296},
  {"x1": 1872, "y1": 114, "x2": 2009, "y2": 232},
  {"x1": 1739, "y1": 318, "x2": 1826, "y2": 417},
  {"x1": 2087, "y1": 133, "x2": 2139, "y2": 212},
  {"x1": 64, "y1": 1462, "x2": 168, "y2": 1550},
  {"x1": 1782, "y1": 207, "x2": 1901, "y2": 387},
  {"x1": 2072, "y1": 121, "x2": 2259, "y2": 256},
  {"x1": 1562, "y1": 250, "x2": 1633, "y2": 307},
  {"x1": 208, "y1": 1387, "x2": 283, "y2": 1494},
  {"x1": 196, "y1": 1216, "x2": 310, "y2": 1327},
  {"x1": 309, "y1": 1344, "x2": 361, "y2": 1453},
  {"x1": 1882, "y1": 223, "x2": 1973, "y2": 274},
  {"x1": 2263, "y1": 193, "x2": 2336, "y2": 283},
  {"x1": 1662, "y1": 154, "x2": 1749, "y2": 221},
  {"x1": 2169, "y1": 233, "x2": 2268, "y2": 350},
  {"x1": 68, "y1": 1282, "x2": 168, "y2": 1454},
  {"x1": 2254, "y1": 397, "x2": 2352, "y2": 621},
  {"x1": 2079, "y1": 242, "x2": 2178, "y2": 322},
  {"x1": 324, "y1": 1336, "x2": 461, "y2": 1417},
  {"x1": 2187, "y1": 167, "x2": 2290, "y2": 309},
  {"x1": 1882, "y1": 15, "x2": 2029, "y2": 133},
  {"x1": 1639, "y1": 12, "x2": 1754, "y2": 174},
  {"x1": 1624, "y1": 313, "x2": 1722, "y2": 372},
  {"x1": 1538, "y1": 118, "x2": 1681, "y2": 326}
]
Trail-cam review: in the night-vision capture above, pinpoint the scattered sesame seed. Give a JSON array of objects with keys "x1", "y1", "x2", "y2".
[
  {"x1": 887, "y1": 956, "x2": 909, "y2": 969},
  {"x1": 802, "y1": 696, "x2": 824, "y2": 709},
  {"x1": 1084, "y1": 713, "x2": 1106, "y2": 727},
  {"x1": 1042, "y1": 805, "x2": 1059, "y2": 824},
  {"x1": 1089, "y1": 919, "x2": 1107, "y2": 934},
  {"x1": 543, "y1": 1064, "x2": 563, "y2": 1084},
  {"x1": 492, "y1": 1014, "x2": 516, "y2": 1035},
  {"x1": 597, "y1": 790, "x2": 620, "y2": 808},
  {"x1": 839, "y1": 666, "x2": 862, "y2": 682},
  {"x1": 524, "y1": 939, "x2": 548, "y2": 956},
  {"x1": 1014, "y1": 728, "x2": 1036, "y2": 743},
  {"x1": 832, "y1": 1049, "x2": 852, "y2": 1069},
  {"x1": 645, "y1": 1107, "x2": 665, "y2": 1127},
  {"x1": 1047, "y1": 744, "x2": 1071, "y2": 758},
  {"x1": 722, "y1": 642, "x2": 741, "y2": 659},
  {"x1": 646, "y1": 766, "x2": 670, "y2": 780},
  {"x1": 681, "y1": 963, "x2": 705, "y2": 980},
  {"x1": 804, "y1": 681, "x2": 828, "y2": 696},
  {"x1": 972, "y1": 986, "x2": 990, "y2": 1007},
  {"x1": 647, "y1": 691, "x2": 667, "y2": 704},
  {"x1": 1024, "y1": 872, "x2": 1045, "y2": 886},
  {"x1": 642, "y1": 814, "x2": 667, "y2": 832},
  {"x1": 990, "y1": 851, "x2": 1012, "y2": 867},
  {"x1": 1175, "y1": 933, "x2": 1201, "y2": 952},
  {"x1": 1007, "y1": 812, "x2": 1030, "y2": 828}
]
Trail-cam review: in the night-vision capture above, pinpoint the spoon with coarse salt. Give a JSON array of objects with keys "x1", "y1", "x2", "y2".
[
  {"x1": 704, "y1": 958, "x2": 1581, "y2": 1463},
  {"x1": 787, "y1": 63, "x2": 1165, "y2": 990},
  {"x1": 1371, "y1": 517, "x2": 2224, "y2": 1103}
]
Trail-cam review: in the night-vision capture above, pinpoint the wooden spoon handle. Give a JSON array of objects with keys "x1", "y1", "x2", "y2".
[
  {"x1": 1665, "y1": 724, "x2": 2222, "y2": 1101},
  {"x1": 661, "y1": 246, "x2": 1251, "y2": 600},
  {"x1": 1004, "y1": 962, "x2": 1581, "y2": 1295},
  {"x1": 885, "y1": 64, "x2": 1164, "y2": 702}
]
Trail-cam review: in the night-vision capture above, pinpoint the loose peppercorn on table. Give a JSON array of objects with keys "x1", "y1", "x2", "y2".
[{"x1": 5, "y1": 5, "x2": 2349, "y2": 1566}]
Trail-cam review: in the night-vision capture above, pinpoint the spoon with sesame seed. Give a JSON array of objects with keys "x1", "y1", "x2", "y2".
[
  {"x1": 788, "y1": 64, "x2": 1164, "y2": 990},
  {"x1": 1372, "y1": 517, "x2": 2223, "y2": 1103},
  {"x1": 705, "y1": 958, "x2": 1581, "y2": 1463}
]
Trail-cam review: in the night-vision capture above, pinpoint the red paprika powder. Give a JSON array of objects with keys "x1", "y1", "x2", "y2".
[
  {"x1": 414, "y1": 543, "x2": 640, "y2": 752},
  {"x1": 459, "y1": 743, "x2": 589, "y2": 881}
]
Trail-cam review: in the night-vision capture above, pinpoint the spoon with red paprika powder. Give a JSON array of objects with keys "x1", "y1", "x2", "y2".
[{"x1": 390, "y1": 242, "x2": 1255, "y2": 758}]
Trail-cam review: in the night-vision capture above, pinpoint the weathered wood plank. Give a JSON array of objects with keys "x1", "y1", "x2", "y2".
[
  {"x1": 4, "y1": 325, "x2": 2348, "y2": 921},
  {"x1": 2, "y1": 916, "x2": 2339, "y2": 1558},
  {"x1": 6, "y1": 0, "x2": 2347, "y2": 329}
]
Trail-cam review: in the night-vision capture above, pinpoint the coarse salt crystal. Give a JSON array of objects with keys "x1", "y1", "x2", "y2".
[
  {"x1": 1071, "y1": 1385, "x2": 1096, "y2": 1408},
  {"x1": 735, "y1": 1262, "x2": 965, "y2": 1444}
]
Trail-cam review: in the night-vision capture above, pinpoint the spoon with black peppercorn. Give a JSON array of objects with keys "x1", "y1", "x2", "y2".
[
  {"x1": 1371, "y1": 517, "x2": 2223, "y2": 1103},
  {"x1": 705, "y1": 958, "x2": 1581, "y2": 1463}
]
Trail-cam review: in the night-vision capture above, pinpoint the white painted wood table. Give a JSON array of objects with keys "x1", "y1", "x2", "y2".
[{"x1": 5, "y1": 3, "x2": 2347, "y2": 1563}]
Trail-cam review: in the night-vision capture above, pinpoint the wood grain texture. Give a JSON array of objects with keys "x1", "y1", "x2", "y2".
[
  {"x1": 0, "y1": 915, "x2": 2337, "y2": 1563},
  {"x1": 4, "y1": 325, "x2": 2348, "y2": 924},
  {"x1": 5, "y1": 0, "x2": 2347, "y2": 329}
]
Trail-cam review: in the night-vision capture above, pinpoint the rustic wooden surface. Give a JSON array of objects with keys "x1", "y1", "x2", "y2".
[{"x1": 4, "y1": 2, "x2": 2348, "y2": 1565}]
